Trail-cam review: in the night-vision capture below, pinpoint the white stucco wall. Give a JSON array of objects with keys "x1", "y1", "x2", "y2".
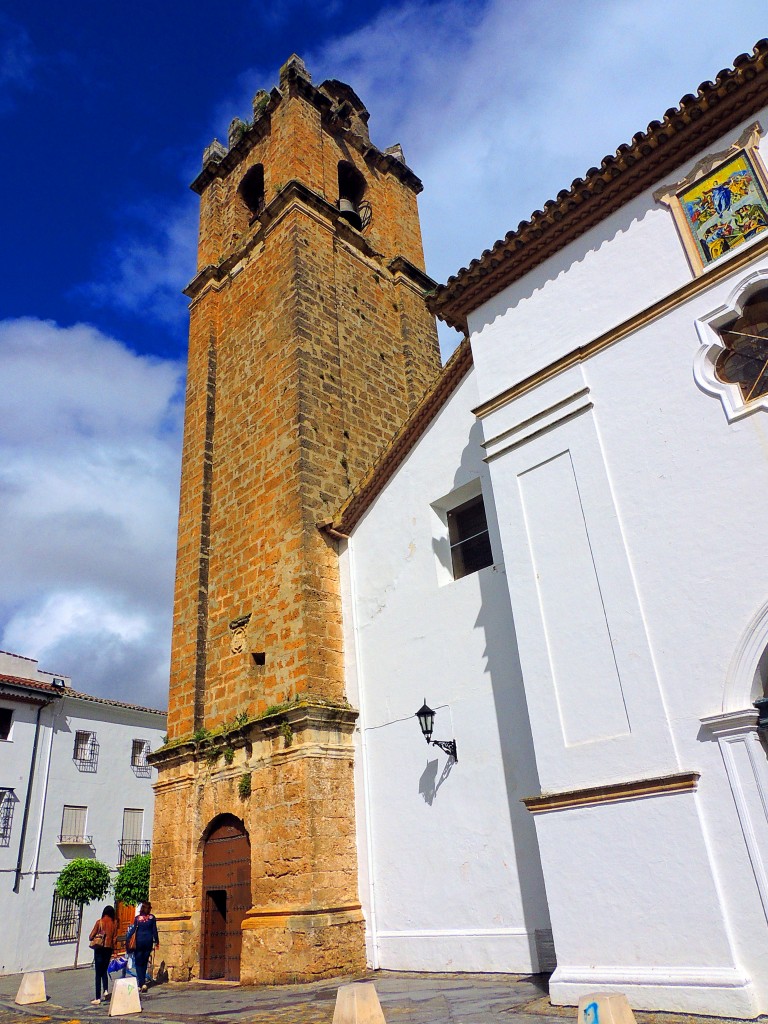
[
  {"x1": 0, "y1": 664, "x2": 165, "y2": 975},
  {"x1": 463, "y1": 107, "x2": 768, "y2": 1015},
  {"x1": 342, "y1": 368, "x2": 551, "y2": 974}
]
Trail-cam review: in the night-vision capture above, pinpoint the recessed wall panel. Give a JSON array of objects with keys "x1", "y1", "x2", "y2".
[{"x1": 519, "y1": 451, "x2": 630, "y2": 746}]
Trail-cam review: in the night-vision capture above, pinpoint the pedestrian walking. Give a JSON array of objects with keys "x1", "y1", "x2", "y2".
[
  {"x1": 88, "y1": 905, "x2": 118, "y2": 1005},
  {"x1": 127, "y1": 901, "x2": 159, "y2": 993}
]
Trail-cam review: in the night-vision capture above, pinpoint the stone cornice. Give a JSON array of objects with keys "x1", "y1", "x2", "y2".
[
  {"x1": 523, "y1": 771, "x2": 700, "y2": 813},
  {"x1": 430, "y1": 39, "x2": 768, "y2": 328},
  {"x1": 148, "y1": 698, "x2": 358, "y2": 770},
  {"x1": 184, "y1": 179, "x2": 385, "y2": 301}
]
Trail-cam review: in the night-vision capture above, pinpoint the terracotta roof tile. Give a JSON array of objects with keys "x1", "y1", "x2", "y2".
[
  {"x1": 0, "y1": 672, "x2": 165, "y2": 715},
  {"x1": 430, "y1": 39, "x2": 768, "y2": 327}
]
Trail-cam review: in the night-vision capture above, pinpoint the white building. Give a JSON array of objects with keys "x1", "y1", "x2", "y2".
[
  {"x1": 331, "y1": 40, "x2": 768, "y2": 1018},
  {"x1": 0, "y1": 650, "x2": 165, "y2": 974}
]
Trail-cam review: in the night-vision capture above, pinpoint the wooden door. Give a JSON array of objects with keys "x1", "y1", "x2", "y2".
[{"x1": 201, "y1": 816, "x2": 250, "y2": 981}]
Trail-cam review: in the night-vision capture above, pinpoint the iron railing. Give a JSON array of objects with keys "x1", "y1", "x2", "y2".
[{"x1": 118, "y1": 839, "x2": 151, "y2": 865}]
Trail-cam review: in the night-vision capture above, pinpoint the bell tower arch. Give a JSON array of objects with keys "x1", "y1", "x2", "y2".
[{"x1": 150, "y1": 54, "x2": 440, "y2": 984}]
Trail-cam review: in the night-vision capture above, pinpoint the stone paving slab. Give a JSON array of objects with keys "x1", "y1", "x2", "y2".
[{"x1": 0, "y1": 968, "x2": 762, "y2": 1024}]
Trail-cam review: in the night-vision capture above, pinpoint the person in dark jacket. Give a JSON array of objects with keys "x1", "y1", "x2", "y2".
[
  {"x1": 89, "y1": 905, "x2": 118, "y2": 1005},
  {"x1": 127, "y1": 901, "x2": 159, "y2": 993}
]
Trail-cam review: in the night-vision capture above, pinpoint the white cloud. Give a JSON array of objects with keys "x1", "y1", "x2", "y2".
[
  {"x1": 0, "y1": 318, "x2": 183, "y2": 707},
  {"x1": 82, "y1": 198, "x2": 198, "y2": 330}
]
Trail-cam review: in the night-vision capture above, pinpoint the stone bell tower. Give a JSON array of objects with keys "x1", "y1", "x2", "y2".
[{"x1": 150, "y1": 55, "x2": 440, "y2": 984}]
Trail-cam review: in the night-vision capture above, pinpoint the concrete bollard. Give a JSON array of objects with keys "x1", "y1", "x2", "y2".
[
  {"x1": 578, "y1": 993, "x2": 636, "y2": 1024},
  {"x1": 332, "y1": 982, "x2": 386, "y2": 1024},
  {"x1": 108, "y1": 977, "x2": 142, "y2": 1016},
  {"x1": 15, "y1": 971, "x2": 47, "y2": 1005}
]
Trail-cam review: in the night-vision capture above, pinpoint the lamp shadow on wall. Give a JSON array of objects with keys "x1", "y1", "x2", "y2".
[{"x1": 418, "y1": 756, "x2": 455, "y2": 806}]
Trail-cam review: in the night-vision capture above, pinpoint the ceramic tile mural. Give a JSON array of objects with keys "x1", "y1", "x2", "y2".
[{"x1": 680, "y1": 151, "x2": 768, "y2": 265}]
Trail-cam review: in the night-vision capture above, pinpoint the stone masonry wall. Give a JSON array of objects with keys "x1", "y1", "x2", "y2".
[{"x1": 155, "y1": 61, "x2": 439, "y2": 984}]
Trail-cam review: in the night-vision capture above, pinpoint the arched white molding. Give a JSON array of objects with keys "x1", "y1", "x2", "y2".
[
  {"x1": 722, "y1": 595, "x2": 768, "y2": 713},
  {"x1": 694, "y1": 268, "x2": 768, "y2": 422}
]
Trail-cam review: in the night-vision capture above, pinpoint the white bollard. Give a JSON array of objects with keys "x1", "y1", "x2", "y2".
[
  {"x1": 578, "y1": 992, "x2": 636, "y2": 1024},
  {"x1": 108, "y1": 976, "x2": 142, "y2": 1016},
  {"x1": 332, "y1": 981, "x2": 386, "y2": 1024},
  {"x1": 15, "y1": 971, "x2": 46, "y2": 1005}
]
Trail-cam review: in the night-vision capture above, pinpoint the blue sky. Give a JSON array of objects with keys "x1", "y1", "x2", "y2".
[{"x1": 1, "y1": 0, "x2": 767, "y2": 708}]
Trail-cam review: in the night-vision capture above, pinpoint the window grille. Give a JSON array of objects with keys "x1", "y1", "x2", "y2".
[
  {"x1": 130, "y1": 738, "x2": 151, "y2": 777},
  {"x1": 73, "y1": 730, "x2": 99, "y2": 772},
  {"x1": 49, "y1": 892, "x2": 80, "y2": 944},
  {"x1": 0, "y1": 788, "x2": 15, "y2": 846},
  {"x1": 447, "y1": 495, "x2": 494, "y2": 579},
  {"x1": 59, "y1": 805, "x2": 91, "y2": 845}
]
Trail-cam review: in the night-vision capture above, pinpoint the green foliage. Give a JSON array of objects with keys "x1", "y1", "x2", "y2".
[
  {"x1": 204, "y1": 746, "x2": 219, "y2": 766},
  {"x1": 113, "y1": 853, "x2": 151, "y2": 907},
  {"x1": 223, "y1": 746, "x2": 235, "y2": 765},
  {"x1": 279, "y1": 722, "x2": 293, "y2": 747},
  {"x1": 238, "y1": 773, "x2": 252, "y2": 800},
  {"x1": 55, "y1": 858, "x2": 111, "y2": 907},
  {"x1": 192, "y1": 727, "x2": 210, "y2": 743},
  {"x1": 234, "y1": 710, "x2": 249, "y2": 727}
]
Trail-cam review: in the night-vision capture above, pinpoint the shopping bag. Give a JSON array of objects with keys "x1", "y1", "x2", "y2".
[{"x1": 108, "y1": 955, "x2": 127, "y2": 975}]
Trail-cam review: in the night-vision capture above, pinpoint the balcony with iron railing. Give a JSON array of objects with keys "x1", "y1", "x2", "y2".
[
  {"x1": 117, "y1": 839, "x2": 151, "y2": 865},
  {"x1": 58, "y1": 834, "x2": 93, "y2": 846}
]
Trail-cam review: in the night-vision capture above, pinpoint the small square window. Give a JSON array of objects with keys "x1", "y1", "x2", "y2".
[
  {"x1": 0, "y1": 709, "x2": 12, "y2": 741},
  {"x1": 130, "y1": 739, "x2": 151, "y2": 777},
  {"x1": 73, "y1": 730, "x2": 99, "y2": 772},
  {"x1": 447, "y1": 495, "x2": 493, "y2": 579}
]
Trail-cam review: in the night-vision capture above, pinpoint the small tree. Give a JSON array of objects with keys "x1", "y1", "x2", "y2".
[
  {"x1": 55, "y1": 858, "x2": 112, "y2": 967},
  {"x1": 114, "y1": 853, "x2": 151, "y2": 908}
]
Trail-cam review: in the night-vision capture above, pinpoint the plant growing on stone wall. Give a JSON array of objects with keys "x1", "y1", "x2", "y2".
[
  {"x1": 279, "y1": 722, "x2": 293, "y2": 747},
  {"x1": 234, "y1": 710, "x2": 249, "y2": 727},
  {"x1": 55, "y1": 858, "x2": 111, "y2": 967},
  {"x1": 192, "y1": 727, "x2": 210, "y2": 743},
  {"x1": 204, "y1": 747, "x2": 219, "y2": 766},
  {"x1": 223, "y1": 746, "x2": 235, "y2": 765},
  {"x1": 238, "y1": 772, "x2": 252, "y2": 800},
  {"x1": 253, "y1": 92, "x2": 269, "y2": 117},
  {"x1": 114, "y1": 852, "x2": 151, "y2": 908}
]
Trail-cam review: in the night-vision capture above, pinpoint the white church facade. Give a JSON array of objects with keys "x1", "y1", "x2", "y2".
[{"x1": 329, "y1": 40, "x2": 768, "y2": 1018}]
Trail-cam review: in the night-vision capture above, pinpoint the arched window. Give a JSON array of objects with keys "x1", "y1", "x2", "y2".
[
  {"x1": 337, "y1": 161, "x2": 367, "y2": 230},
  {"x1": 238, "y1": 164, "x2": 265, "y2": 219},
  {"x1": 715, "y1": 289, "x2": 768, "y2": 403}
]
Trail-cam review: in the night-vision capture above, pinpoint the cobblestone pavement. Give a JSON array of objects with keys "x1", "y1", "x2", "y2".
[{"x1": 0, "y1": 968, "x2": 762, "y2": 1024}]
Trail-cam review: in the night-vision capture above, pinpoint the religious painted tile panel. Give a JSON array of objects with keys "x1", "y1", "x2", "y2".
[{"x1": 678, "y1": 151, "x2": 768, "y2": 267}]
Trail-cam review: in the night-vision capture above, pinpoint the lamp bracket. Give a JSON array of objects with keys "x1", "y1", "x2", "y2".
[{"x1": 431, "y1": 739, "x2": 458, "y2": 762}]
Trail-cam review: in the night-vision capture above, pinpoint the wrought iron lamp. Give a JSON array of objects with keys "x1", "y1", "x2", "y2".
[{"x1": 415, "y1": 700, "x2": 458, "y2": 762}]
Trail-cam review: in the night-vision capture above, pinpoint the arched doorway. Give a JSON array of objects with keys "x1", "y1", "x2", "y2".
[{"x1": 201, "y1": 815, "x2": 251, "y2": 980}]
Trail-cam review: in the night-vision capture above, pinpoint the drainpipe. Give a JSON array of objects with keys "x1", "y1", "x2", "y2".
[
  {"x1": 30, "y1": 697, "x2": 61, "y2": 889},
  {"x1": 14, "y1": 696, "x2": 58, "y2": 893}
]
